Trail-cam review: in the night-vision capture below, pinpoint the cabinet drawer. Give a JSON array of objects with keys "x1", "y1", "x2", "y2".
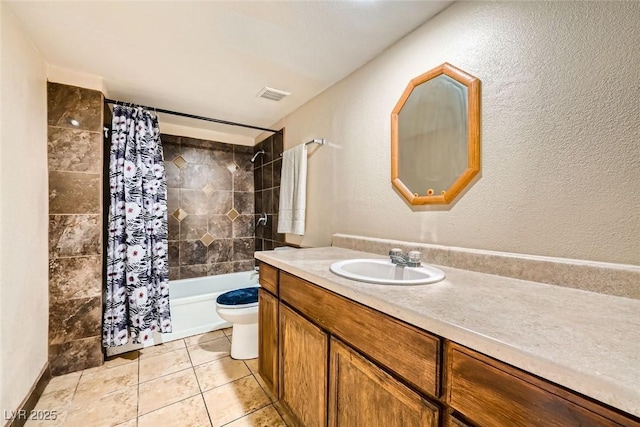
[
  {"x1": 259, "y1": 262, "x2": 278, "y2": 295},
  {"x1": 446, "y1": 343, "x2": 637, "y2": 427},
  {"x1": 280, "y1": 272, "x2": 440, "y2": 398}
]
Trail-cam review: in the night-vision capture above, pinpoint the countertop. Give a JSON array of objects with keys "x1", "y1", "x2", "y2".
[{"x1": 255, "y1": 246, "x2": 640, "y2": 418}]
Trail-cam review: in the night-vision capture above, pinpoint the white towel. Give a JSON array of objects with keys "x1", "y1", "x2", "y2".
[{"x1": 277, "y1": 144, "x2": 307, "y2": 235}]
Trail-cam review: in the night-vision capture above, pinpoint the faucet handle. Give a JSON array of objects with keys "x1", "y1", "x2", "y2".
[
  {"x1": 389, "y1": 248, "x2": 403, "y2": 256},
  {"x1": 407, "y1": 250, "x2": 421, "y2": 266}
]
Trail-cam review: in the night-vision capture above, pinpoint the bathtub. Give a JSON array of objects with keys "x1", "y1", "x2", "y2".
[{"x1": 106, "y1": 270, "x2": 259, "y2": 356}]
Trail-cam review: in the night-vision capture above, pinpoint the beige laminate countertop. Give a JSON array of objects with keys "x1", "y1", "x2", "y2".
[{"x1": 255, "y1": 246, "x2": 640, "y2": 418}]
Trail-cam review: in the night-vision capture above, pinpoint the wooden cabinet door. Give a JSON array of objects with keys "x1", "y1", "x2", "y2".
[
  {"x1": 280, "y1": 304, "x2": 328, "y2": 427},
  {"x1": 329, "y1": 338, "x2": 439, "y2": 427},
  {"x1": 258, "y1": 288, "x2": 278, "y2": 396}
]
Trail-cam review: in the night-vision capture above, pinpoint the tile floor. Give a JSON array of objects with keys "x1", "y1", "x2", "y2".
[{"x1": 26, "y1": 328, "x2": 287, "y2": 427}]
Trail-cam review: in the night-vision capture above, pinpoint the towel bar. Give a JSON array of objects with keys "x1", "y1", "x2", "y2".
[{"x1": 279, "y1": 138, "x2": 325, "y2": 157}]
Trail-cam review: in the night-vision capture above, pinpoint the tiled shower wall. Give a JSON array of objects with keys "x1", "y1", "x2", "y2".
[
  {"x1": 253, "y1": 132, "x2": 287, "y2": 251},
  {"x1": 164, "y1": 135, "x2": 256, "y2": 280},
  {"x1": 47, "y1": 82, "x2": 104, "y2": 375}
]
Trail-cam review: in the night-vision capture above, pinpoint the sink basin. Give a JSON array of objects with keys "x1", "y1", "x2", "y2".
[{"x1": 329, "y1": 258, "x2": 445, "y2": 285}]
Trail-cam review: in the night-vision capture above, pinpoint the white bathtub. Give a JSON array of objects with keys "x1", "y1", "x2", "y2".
[{"x1": 106, "y1": 271, "x2": 259, "y2": 356}]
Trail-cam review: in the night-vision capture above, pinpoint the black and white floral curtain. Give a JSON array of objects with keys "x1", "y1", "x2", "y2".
[{"x1": 103, "y1": 105, "x2": 172, "y2": 347}]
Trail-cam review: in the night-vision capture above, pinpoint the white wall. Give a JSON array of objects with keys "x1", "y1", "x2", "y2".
[
  {"x1": 0, "y1": 4, "x2": 49, "y2": 415},
  {"x1": 282, "y1": 1, "x2": 640, "y2": 265}
]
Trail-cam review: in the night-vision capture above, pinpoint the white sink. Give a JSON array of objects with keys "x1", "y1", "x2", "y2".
[{"x1": 329, "y1": 258, "x2": 445, "y2": 285}]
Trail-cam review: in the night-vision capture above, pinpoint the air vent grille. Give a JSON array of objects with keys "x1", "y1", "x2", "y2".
[{"x1": 257, "y1": 87, "x2": 290, "y2": 102}]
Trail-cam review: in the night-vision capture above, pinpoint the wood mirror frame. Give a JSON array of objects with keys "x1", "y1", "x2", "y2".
[{"x1": 391, "y1": 63, "x2": 480, "y2": 205}]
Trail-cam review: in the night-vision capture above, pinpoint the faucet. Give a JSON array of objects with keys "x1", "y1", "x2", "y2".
[
  {"x1": 389, "y1": 248, "x2": 422, "y2": 267},
  {"x1": 256, "y1": 212, "x2": 268, "y2": 227}
]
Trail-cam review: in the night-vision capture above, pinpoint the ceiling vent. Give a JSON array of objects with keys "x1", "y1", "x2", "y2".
[{"x1": 257, "y1": 87, "x2": 290, "y2": 102}]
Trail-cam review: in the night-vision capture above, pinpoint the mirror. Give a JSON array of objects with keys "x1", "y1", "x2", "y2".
[{"x1": 391, "y1": 63, "x2": 480, "y2": 205}]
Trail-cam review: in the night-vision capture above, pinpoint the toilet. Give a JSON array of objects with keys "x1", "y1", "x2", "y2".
[{"x1": 216, "y1": 286, "x2": 259, "y2": 360}]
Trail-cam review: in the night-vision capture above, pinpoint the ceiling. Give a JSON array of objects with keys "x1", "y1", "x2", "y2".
[{"x1": 6, "y1": 1, "x2": 452, "y2": 141}]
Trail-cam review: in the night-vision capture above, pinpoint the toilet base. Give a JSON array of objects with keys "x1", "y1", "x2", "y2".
[{"x1": 230, "y1": 322, "x2": 258, "y2": 360}]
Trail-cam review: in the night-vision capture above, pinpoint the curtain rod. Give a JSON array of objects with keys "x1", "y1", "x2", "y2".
[{"x1": 104, "y1": 98, "x2": 281, "y2": 134}]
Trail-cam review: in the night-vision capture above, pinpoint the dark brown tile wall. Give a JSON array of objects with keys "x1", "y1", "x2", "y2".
[
  {"x1": 164, "y1": 135, "x2": 256, "y2": 280},
  {"x1": 253, "y1": 132, "x2": 287, "y2": 251},
  {"x1": 47, "y1": 82, "x2": 104, "y2": 375}
]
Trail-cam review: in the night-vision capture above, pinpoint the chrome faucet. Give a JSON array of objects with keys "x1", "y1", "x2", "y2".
[{"x1": 389, "y1": 248, "x2": 422, "y2": 267}]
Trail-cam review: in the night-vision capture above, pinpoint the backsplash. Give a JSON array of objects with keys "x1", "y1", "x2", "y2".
[
  {"x1": 332, "y1": 234, "x2": 640, "y2": 300},
  {"x1": 164, "y1": 135, "x2": 256, "y2": 280},
  {"x1": 253, "y1": 132, "x2": 287, "y2": 251}
]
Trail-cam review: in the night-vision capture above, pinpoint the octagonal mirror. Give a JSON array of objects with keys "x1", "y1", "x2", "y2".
[{"x1": 391, "y1": 63, "x2": 480, "y2": 205}]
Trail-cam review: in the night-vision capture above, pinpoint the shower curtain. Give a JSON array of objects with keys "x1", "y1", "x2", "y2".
[{"x1": 103, "y1": 104, "x2": 172, "y2": 346}]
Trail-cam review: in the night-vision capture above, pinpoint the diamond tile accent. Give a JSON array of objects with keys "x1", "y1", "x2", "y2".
[
  {"x1": 200, "y1": 232, "x2": 215, "y2": 247},
  {"x1": 202, "y1": 183, "x2": 214, "y2": 196},
  {"x1": 172, "y1": 155, "x2": 187, "y2": 169},
  {"x1": 171, "y1": 208, "x2": 188, "y2": 222},
  {"x1": 227, "y1": 162, "x2": 238, "y2": 173},
  {"x1": 226, "y1": 208, "x2": 239, "y2": 221}
]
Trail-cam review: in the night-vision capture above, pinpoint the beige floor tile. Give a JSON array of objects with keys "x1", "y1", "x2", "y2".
[
  {"x1": 222, "y1": 327, "x2": 233, "y2": 337},
  {"x1": 83, "y1": 350, "x2": 139, "y2": 374},
  {"x1": 202, "y1": 376, "x2": 270, "y2": 427},
  {"x1": 138, "y1": 394, "x2": 212, "y2": 427},
  {"x1": 184, "y1": 330, "x2": 226, "y2": 347},
  {"x1": 139, "y1": 339, "x2": 186, "y2": 359},
  {"x1": 73, "y1": 362, "x2": 138, "y2": 404},
  {"x1": 33, "y1": 386, "x2": 75, "y2": 410},
  {"x1": 138, "y1": 368, "x2": 200, "y2": 415},
  {"x1": 244, "y1": 358, "x2": 258, "y2": 374},
  {"x1": 187, "y1": 337, "x2": 231, "y2": 366},
  {"x1": 65, "y1": 386, "x2": 137, "y2": 427},
  {"x1": 225, "y1": 405, "x2": 287, "y2": 427},
  {"x1": 43, "y1": 371, "x2": 81, "y2": 395},
  {"x1": 139, "y1": 347, "x2": 191, "y2": 382},
  {"x1": 194, "y1": 356, "x2": 251, "y2": 392}
]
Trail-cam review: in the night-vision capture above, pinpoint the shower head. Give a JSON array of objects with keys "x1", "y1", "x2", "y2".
[{"x1": 250, "y1": 150, "x2": 265, "y2": 163}]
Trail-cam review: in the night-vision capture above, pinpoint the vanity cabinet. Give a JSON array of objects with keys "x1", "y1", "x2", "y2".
[
  {"x1": 329, "y1": 338, "x2": 438, "y2": 427},
  {"x1": 257, "y1": 262, "x2": 640, "y2": 427},
  {"x1": 280, "y1": 271, "x2": 440, "y2": 399}
]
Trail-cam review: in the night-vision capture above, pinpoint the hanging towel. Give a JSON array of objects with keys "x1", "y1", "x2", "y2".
[{"x1": 277, "y1": 144, "x2": 307, "y2": 235}]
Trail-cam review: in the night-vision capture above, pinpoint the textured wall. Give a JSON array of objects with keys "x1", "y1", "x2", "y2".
[
  {"x1": 253, "y1": 132, "x2": 287, "y2": 252},
  {"x1": 47, "y1": 82, "x2": 104, "y2": 375},
  {"x1": 282, "y1": 1, "x2": 640, "y2": 265},
  {"x1": 0, "y1": 5, "x2": 49, "y2": 416},
  {"x1": 164, "y1": 135, "x2": 256, "y2": 279}
]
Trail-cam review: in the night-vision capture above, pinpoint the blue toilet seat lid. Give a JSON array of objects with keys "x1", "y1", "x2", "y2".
[{"x1": 217, "y1": 287, "x2": 259, "y2": 307}]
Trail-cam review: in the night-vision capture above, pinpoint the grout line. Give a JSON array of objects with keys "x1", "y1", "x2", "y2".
[
  {"x1": 48, "y1": 125, "x2": 102, "y2": 134},
  {"x1": 196, "y1": 367, "x2": 254, "y2": 395},
  {"x1": 138, "y1": 369, "x2": 200, "y2": 417},
  {"x1": 200, "y1": 383, "x2": 216, "y2": 427},
  {"x1": 48, "y1": 169, "x2": 102, "y2": 175},
  {"x1": 137, "y1": 393, "x2": 202, "y2": 423},
  {"x1": 138, "y1": 366, "x2": 192, "y2": 387},
  {"x1": 219, "y1": 401, "x2": 273, "y2": 427}
]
